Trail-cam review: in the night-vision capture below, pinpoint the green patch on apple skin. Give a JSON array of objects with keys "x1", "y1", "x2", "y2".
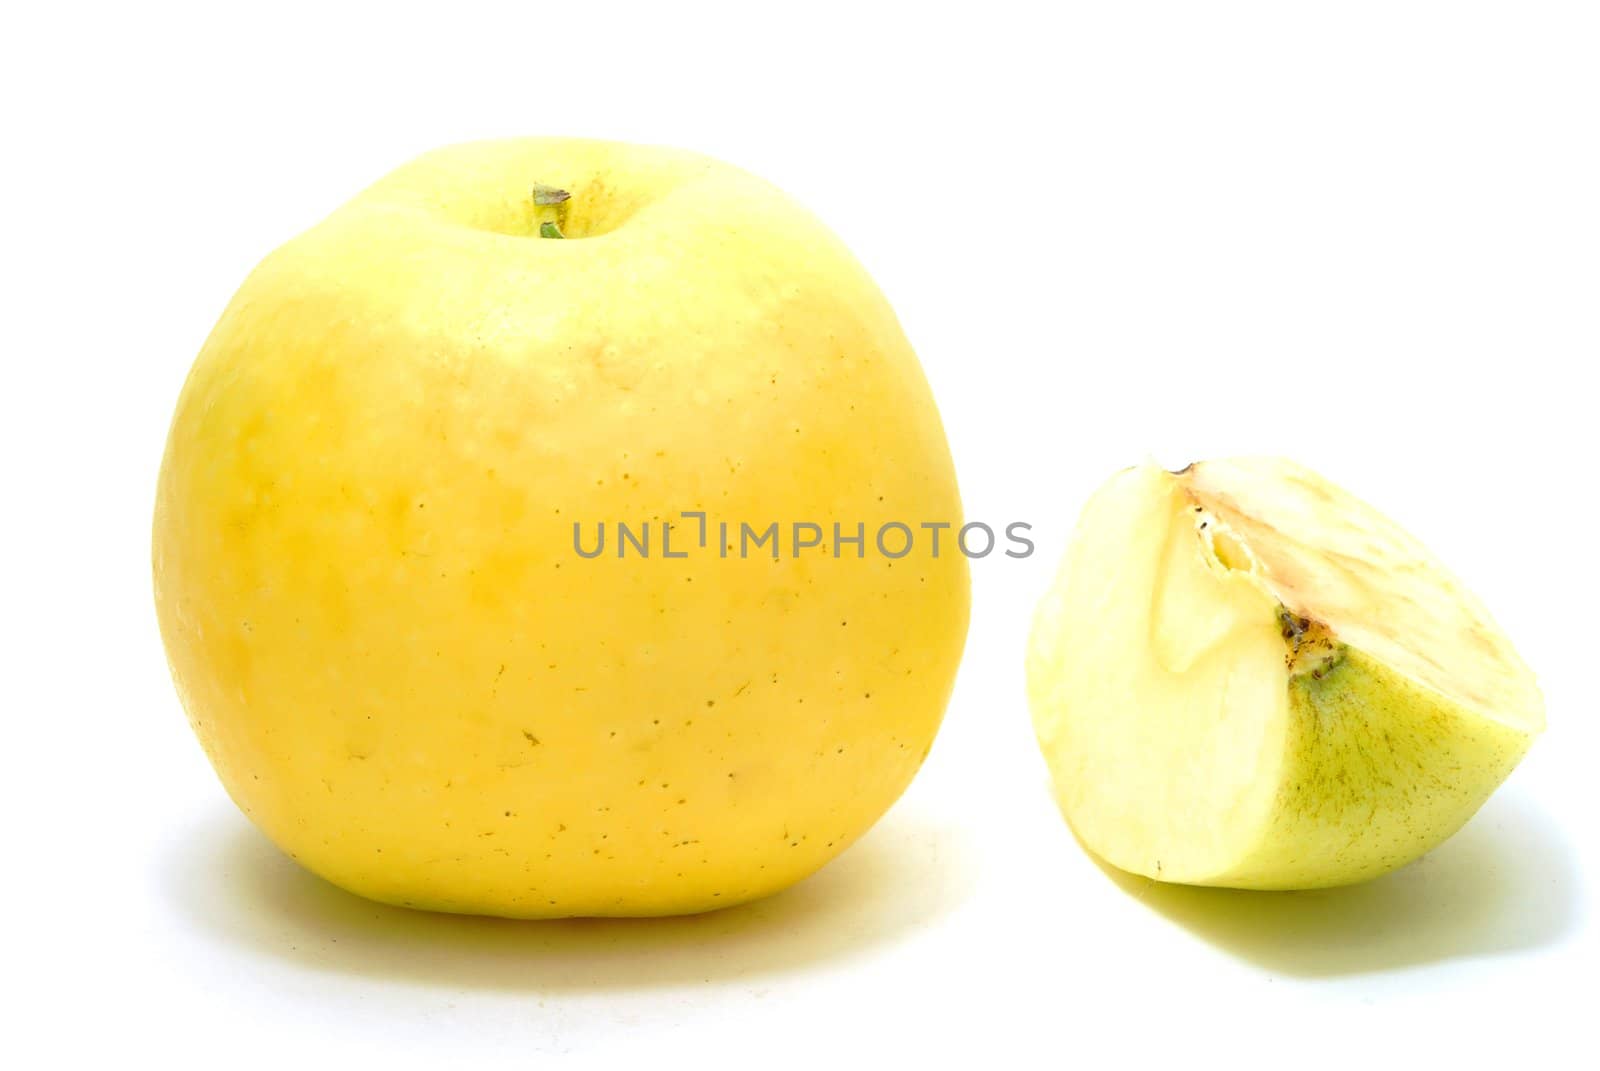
[{"x1": 1219, "y1": 648, "x2": 1530, "y2": 888}]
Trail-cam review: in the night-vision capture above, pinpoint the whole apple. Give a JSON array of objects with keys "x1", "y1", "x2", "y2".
[{"x1": 154, "y1": 138, "x2": 970, "y2": 917}]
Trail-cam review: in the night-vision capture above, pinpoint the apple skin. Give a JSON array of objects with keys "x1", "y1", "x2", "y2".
[{"x1": 154, "y1": 139, "x2": 969, "y2": 917}]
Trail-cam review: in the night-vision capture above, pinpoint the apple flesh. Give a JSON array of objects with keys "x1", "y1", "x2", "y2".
[{"x1": 1026, "y1": 458, "x2": 1543, "y2": 889}]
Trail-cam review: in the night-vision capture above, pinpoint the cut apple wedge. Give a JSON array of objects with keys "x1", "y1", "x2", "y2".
[{"x1": 1026, "y1": 458, "x2": 1544, "y2": 889}]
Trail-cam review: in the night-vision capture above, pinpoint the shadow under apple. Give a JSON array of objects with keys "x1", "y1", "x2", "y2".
[
  {"x1": 1089, "y1": 788, "x2": 1580, "y2": 977},
  {"x1": 160, "y1": 802, "x2": 977, "y2": 994}
]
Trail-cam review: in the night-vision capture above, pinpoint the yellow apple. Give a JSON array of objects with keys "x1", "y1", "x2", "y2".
[
  {"x1": 154, "y1": 138, "x2": 969, "y2": 918},
  {"x1": 1027, "y1": 458, "x2": 1543, "y2": 889}
]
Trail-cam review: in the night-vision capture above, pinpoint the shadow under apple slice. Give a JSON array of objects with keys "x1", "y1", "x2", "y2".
[{"x1": 1086, "y1": 788, "x2": 1580, "y2": 977}]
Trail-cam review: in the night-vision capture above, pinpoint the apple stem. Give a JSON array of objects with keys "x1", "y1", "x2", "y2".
[{"x1": 532, "y1": 184, "x2": 571, "y2": 239}]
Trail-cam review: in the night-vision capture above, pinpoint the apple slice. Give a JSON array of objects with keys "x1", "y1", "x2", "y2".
[{"x1": 1026, "y1": 458, "x2": 1544, "y2": 889}]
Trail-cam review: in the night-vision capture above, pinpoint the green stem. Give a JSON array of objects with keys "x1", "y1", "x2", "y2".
[{"x1": 532, "y1": 183, "x2": 570, "y2": 239}]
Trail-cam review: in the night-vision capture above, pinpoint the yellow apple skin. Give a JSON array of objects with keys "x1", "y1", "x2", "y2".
[{"x1": 153, "y1": 139, "x2": 969, "y2": 918}]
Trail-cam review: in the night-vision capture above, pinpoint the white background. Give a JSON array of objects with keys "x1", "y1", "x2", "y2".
[{"x1": 4, "y1": 1, "x2": 1596, "y2": 1066}]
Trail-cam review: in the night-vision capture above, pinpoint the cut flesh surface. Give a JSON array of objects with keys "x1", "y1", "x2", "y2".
[
  {"x1": 1026, "y1": 458, "x2": 1543, "y2": 889},
  {"x1": 1182, "y1": 457, "x2": 1542, "y2": 733}
]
